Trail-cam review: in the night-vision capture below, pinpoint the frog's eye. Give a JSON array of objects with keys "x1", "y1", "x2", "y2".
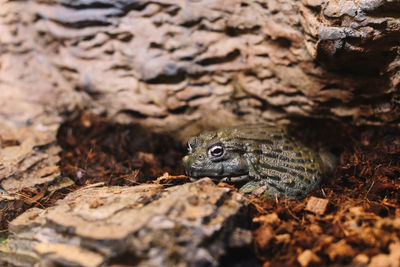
[{"x1": 208, "y1": 144, "x2": 224, "y2": 158}]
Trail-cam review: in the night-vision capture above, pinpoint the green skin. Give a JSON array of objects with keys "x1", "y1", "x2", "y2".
[{"x1": 182, "y1": 124, "x2": 333, "y2": 198}]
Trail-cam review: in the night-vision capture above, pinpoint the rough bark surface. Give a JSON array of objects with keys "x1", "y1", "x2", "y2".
[
  {"x1": 0, "y1": 178, "x2": 252, "y2": 267},
  {"x1": 0, "y1": 117, "x2": 73, "y2": 227},
  {"x1": 300, "y1": 0, "x2": 400, "y2": 124},
  {"x1": 1, "y1": 0, "x2": 399, "y2": 140}
]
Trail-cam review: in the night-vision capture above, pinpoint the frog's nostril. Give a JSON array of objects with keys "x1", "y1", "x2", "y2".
[{"x1": 198, "y1": 155, "x2": 204, "y2": 160}]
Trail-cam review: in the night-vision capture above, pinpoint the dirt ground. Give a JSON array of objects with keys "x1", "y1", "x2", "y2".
[{"x1": 4, "y1": 113, "x2": 400, "y2": 266}]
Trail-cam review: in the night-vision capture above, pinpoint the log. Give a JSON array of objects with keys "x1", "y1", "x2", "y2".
[
  {"x1": 1, "y1": 0, "x2": 399, "y2": 141},
  {"x1": 0, "y1": 179, "x2": 254, "y2": 267}
]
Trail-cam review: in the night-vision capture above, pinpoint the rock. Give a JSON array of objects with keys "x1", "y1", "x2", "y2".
[{"x1": 0, "y1": 178, "x2": 253, "y2": 266}]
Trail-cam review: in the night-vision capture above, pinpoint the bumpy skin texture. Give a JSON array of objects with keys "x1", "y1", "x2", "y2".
[{"x1": 182, "y1": 124, "x2": 327, "y2": 198}]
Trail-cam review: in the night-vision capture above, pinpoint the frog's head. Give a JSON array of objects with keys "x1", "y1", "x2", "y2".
[{"x1": 182, "y1": 131, "x2": 249, "y2": 179}]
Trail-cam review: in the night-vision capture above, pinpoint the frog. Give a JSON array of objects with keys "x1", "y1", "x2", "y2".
[{"x1": 182, "y1": 124, "x2": 336, "y2": 198}]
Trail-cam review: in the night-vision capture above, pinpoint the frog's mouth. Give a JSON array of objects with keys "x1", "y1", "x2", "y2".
[
  {"x1": 219, "y1": 175, "x2": 250, "y2": 183},
  {"x1": 188, "y1": 175, "x2": 249, "y2": 183},
  {"x1": 183, "y1": 160, "x2": 249, "y2": 182}
]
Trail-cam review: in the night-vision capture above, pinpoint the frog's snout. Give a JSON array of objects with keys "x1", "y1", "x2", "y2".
[
  {"x1": 182, "y1": 155, "x2": 193, "y2": 176},
  {"x1": 182, "y1": 155, "x2": 204, "y2": 177},
  {"x1": 182, "y1": 155, "x2": 190, "y2": 168}
]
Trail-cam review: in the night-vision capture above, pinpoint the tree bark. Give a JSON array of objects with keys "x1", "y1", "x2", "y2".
[
  {"x1": 1, "y1": 0, "x2": 399, "y2": 140},
  {"x1": 1, "y1": 179, "x2": 252, "y2": 266}
]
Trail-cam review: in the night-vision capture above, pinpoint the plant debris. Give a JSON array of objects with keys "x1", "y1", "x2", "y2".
[
  {"x1": 3, "y1": 113, "x2": 400, "y2": 266},
  {"x1": 0, "y1": 113, "x2": 186, "y2": 233},
  {"x1": 57, "y1": 113, "x2": 185, "y2": 187},
  {"x1": 305, "y1": 196, "x2": 329, "y2": 215},
  {"x1": 55, "y1": 115, "x2": 400, "y2": 266},
  {"x1": 251, "y1": 122, "x2": 400, "y2": 266}
]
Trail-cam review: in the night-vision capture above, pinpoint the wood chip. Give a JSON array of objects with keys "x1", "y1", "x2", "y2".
[
  {"x1": 305, "y1": 196, "x2": 329, "y2": 215},
  {"x1": 352, "y1": 254, "x2": 369, "y2": 265},
  {"x1": 325, "y1": 240, "x2": 355, "y2": 261},
  {"x1": 297, "y1": 249, "x2": 321, "y2": 267}
]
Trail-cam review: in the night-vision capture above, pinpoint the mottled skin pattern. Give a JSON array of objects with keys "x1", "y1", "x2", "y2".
[{"x1": 182, "y1": 124, "x2": 331, "y2": 198}]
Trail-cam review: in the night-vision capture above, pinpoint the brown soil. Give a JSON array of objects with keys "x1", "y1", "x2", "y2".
[{"x1": 6, "y1": 113, "x2": 400, "y2": 265}]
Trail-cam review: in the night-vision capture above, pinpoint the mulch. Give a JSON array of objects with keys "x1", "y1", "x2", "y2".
[{"x1": 5, "y1": 113, "x2": 400, "y2": 266}]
